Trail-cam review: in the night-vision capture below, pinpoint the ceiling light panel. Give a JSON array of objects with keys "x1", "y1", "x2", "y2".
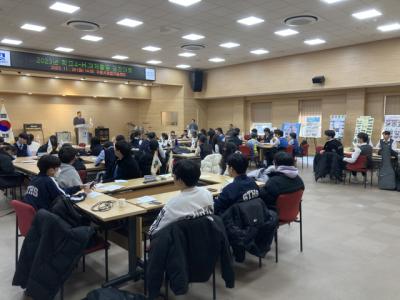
[
  {"x1": 117, "y1": 18, "x2": 143, "y2": 28},
  {"x1": 179, "y1": 52, "x2": 196, "y2": 57},
  {"x1": 176, "y1": 64, "x2": 191, "y2": 69},
  {"x1": 377, "y1": 23, "x2": 400, "y2": 32},
  {"x1": 21, "y1": 24, "x2": 46, "y2": 32},
  {"x1": 352, "y1": 9, "x2": 382, "y2": 20},
  {"x1": 147, "y1": 60, "x2": 162, "y2": 65},
  {"x1": 182, "y1": 33, "x2": 205, "y2": 40},
  {"x1": 1, "y1": 38, "x2": 22, "y2": 45},
  {"x1": 250, "y1": 49, "x2": 269, "y2": 55},
  {"x1": 220, "y1": 42, "x2": 240, "y2": 48},
  {"x1": 304, "y1": 38, "x2": 326, "y2": 45},
  {"x1": 112, "y1": 55, "x2": 129, "y2": 60},
  {"x1": 142, "y1": 46, "x2": 161, "y2": 52},
  {"x1": 209, "y1": 57, "x2": 225, "y2": 63},
  {"x1": 275, "y1": 29, "x2": 299, "y2": 36},
  {"x1": 237, "y1": 16, "x2": 265, "y2": 26},
  {"x1": 49, "y1": 2, "x2": 80, "y2": 13},
  {"x1": 81, "y1": 35, "x2": 103, "y2": 42},
  {"x1": 321, "y1": 0, "x2": 346, "y2": 3},
  {"x1": 169, "y1": 0, "x2": 201, "y2": 7},
  {"x1": 55, "y1": 46, "x2": 74, "y2": 52}
]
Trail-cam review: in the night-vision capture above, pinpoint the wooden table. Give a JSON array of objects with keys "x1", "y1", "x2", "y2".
[{"x1": 173, "y1": 152, "x2": 200, "y2": 159}]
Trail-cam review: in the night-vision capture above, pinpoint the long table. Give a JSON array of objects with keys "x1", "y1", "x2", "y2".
[{"x1": 74, "y1": 172, "x2": 251, "y2": 288}]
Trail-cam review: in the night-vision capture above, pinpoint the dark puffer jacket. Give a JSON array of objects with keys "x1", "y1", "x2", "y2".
[{"x1": 12, "y1": 209, "x2": 94, "y2": 300}]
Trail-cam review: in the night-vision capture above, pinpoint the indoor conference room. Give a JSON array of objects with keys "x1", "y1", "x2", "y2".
[{"x1": 0, "y1": 0, "x2": 400, "y2": 299}]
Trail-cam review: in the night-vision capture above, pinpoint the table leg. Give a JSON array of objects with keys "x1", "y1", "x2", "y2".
[{"x1": 102, "y1": 216, "x2": 140, "y2": 287}]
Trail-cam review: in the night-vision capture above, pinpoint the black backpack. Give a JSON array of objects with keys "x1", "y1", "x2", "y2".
[{"x1": 83, "y1": 288, "x2": 146, "y2": 300}]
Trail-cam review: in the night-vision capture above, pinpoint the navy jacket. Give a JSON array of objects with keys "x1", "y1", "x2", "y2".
[
  {"x1": 114, "y1": 156, "x2": 141, "y2": 180},
  {"x1": 90, "y1": 144, "x2": 103, "y2": 156},
  {"x1": 139, "y1": 139, "x2": 150, "y2": 153},
  {"x1": 24, "y1": 174, "x2": 80, "y2": 210},
  {"x1": 14, "y1": 143, "x2": 29, "y2": 157},
  {"x1": 214, "y1": 175, "x2": 260, "y2": 215},
  {"x1": 104, "y1": 147, "x2": 117, "y2": 180}
]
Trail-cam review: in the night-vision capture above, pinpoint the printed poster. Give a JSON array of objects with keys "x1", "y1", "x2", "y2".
[
  {"x1": 300, "y1": 116, "x2": 321, "y2": 138},
  {"x1": 353, "y1": 116, "x2": 374, "y2": 143},
  {"x1": 281, "y1": 122, "x2": 301, "y2": 138},
  {"x1": 383, "y1": 115, "x2": 400, "y2": 141},
  {"x1": 0, "y1": 103, "x2": 14, "y2": 142},
  {"x1": 252, "y1": 123, "x2": 273, "y2": 135},
  {"x1": 329, "y1": 115, "x2": 346, "y2": 139}
]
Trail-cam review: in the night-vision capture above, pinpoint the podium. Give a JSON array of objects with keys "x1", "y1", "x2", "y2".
[{"x1": 74, "y1": 124, "x2": 90, "y2": 145}]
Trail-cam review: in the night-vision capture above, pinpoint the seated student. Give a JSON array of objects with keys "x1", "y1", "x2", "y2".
[
  {"x1": 289, "y1": 132, "x2": 301, "y2": 157},
  {"x1": 14, "y1": 133, "x2": 31, "y2": 157},
  {"x1": 169, "y1": 131, "x2": 178, "y2": 147},
  {"x1": 320, "y1": 129, "x2": 344, "y2": 157},
  {"x1": 56, "y1": 146, "x2": 83, "y2": 189},
  {"x1": 27, "y1": 134, "x2": 40, "y2": 156},
  {"x1": 273, "y1": 129, "x2": 288, "y2": 150},
  {"x1": 115, "y1": 135, "x2": 126, "y2": 142},
  {"x1": 344, "y1": 132, "x2": 373, "y2": 182},
  {"x1": 208, "y1": 128, "x2": 220, "y2": 153},
  {"x1": 200, "y1": 128, "x2": 207, "y2": 137},
  {"x1": 180, "y1": 129, "x2": 189, "y2": 139},
  {"x1": 195, "y1": 134, "x2": 213, "y2": 160},
  {"x1": 376, "y1": 130, "x2": 398, "y2": 155},
  {"x1": 0, "y1": 144, "x2": 25, "y2": 187},
  {"x1": 250, "y1": 128, "x2": 258, "y2": 139},
  {"x1": 95, "y1": 141, "x2": 116, "y2": 180},
  {"x1": 112, "y1": 140, "x2": 140, "y2": 180},
  {"x1": 246, "y1": 133, "x2": 259, "y2": 158},
  {"x1": 191, "y1": 131, "x2": 198, "y2": 149},
  {"x1": 148, "y1": 159, "x2": 213, "y2": 237},
  {"x1": 37, "y1": 135, "x2": 58, "y2": 155},
  {"x1": 226, "y1": 129, "x2": 243, "y2": 147},
  {"x1": 139, "y1": 140, "x2": 163, "y2": 176},
  {"x1": 90, "y1": 136, "x2": 102, "y2": 156},
  {"x1": 24, "y1": 155, "x2": 90, "y2": 210},
  {"x1": 130, "y1": 130, "x2": 142, "y2": 149},
  {"x1": 214, "y1": 153, "x2": 260, "y2": 215},
  {"x1": 260, "y1": 152, "x2": 305, "y2": 210},
  {"x1": 263, "y1": 128, "x2": 274, "y2": 143},
  {"x1": 159, "y1": 133, "x2": 169, "y2": 148},
  {"x1": 215, "y1": 127, "x2": 225, "y2": 143},
  {"x1": 219, "y1": 142, "x2": 238, "y2": 175}
]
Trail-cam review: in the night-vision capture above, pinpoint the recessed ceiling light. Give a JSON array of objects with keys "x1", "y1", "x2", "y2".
[
  {"x1": 49, "y1": 2, "x2": 80, "y2": 14},
  {"x1": 237, "y1": 16, "x2": 265, "y2": 26},
  {"x1": 304, "y1": 38, "x2": 326, "y2": 45},
  {"x1": 21, "y1": 23, "x2": 46, "y2": 32},
  {"x1": 142, "y1": 46, "x2": 161, "y2": 52},
  {"x1": 55, "y1": 76, "x2": 59, "y2": 79},
  {"x1": 250, "y1": 49, "x2": 269, "y2": 55},
  {"x1": 178, "y1": 52, "x2": 196, "y2": 57},
  {"x1": 169, "y1": 0, "x2": 201, "y2": 7},
  {"x1": 1, "y1": 38, "x2": 22, "y2": 45},
  {"x1": 80, "y1": 78, "x2": 85, "y2": 80},
  {"x1": 321, "y1": 0, "x2": 346, "y2": 3},
  {"x1": 112, "y1": 55, "x2": 129, "y2": 60},
  {"x1": 209, "y1": 57, "x2": 225, "y2": 63},
  {"x1": 275, "y1": 29, "x2": 299, "y2": 36},
  {"x1": 182, "y1": 33, "x2": 205, "y2": 41},
  {"x1": 377, "y1": 22, "x2": 400, "y2": 32},
  {"x1": 125, "y1": 81, "x2": 129, "y2": 85},
  {"x1": 103, "y1": 80, "x2": 108, "y2": 83},
  {"x1": 81, "y1": 35, "x2": 103, "y2": 42},
  {"x1": 117, "y1": 18, "x2": 143, "y2": 28},
  {"x1": 147, "y1": 60, "x2": 162, "y2": 65},
  {"x1": 55, "y1": 46, "x2": 74, "y2": 52},
  {"x1": 352, "y1": 9, "x2": 382, "y2": 20},
  {"x1": 220, "y1": 42, "x2": 240, "y2": 48},
  {"x1": 176, "y1": 64, "x2": 191, "y2": 69}
]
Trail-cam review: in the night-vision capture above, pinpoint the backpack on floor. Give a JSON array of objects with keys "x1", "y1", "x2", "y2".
[{"x1": 83, "y1": 288, "x2": 146, "y2": 300}]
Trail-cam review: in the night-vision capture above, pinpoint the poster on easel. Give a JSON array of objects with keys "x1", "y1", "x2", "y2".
[
  {"x1": 383, "y1": 115, "x2": 400, "y2": 141},
  {"x1": 0, "y1": 103, "x2": 14, "y2": 143},
  {"x1": 353, "y1": 116, "x2": 374, "y2": 143},
  {"x1": 300, "y1": 116, "x2": 321, "y2": 138},
  {"x1": 252, "y1": 123, "x2": 273, "y2": 135},
  {"x1": 329, "y1": 115, "x2": 346, "y2": 139},
  {"x1": 281, "y1": 122, "x2": 301, "y2": 138}
]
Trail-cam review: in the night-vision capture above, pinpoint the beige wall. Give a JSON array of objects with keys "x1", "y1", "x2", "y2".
[
  {"x1": 1, "y1": 93, "x2": 141, "y2": 143},
  {"x1": 197, "y1": 38, "x2": 400, "y2": 99}
]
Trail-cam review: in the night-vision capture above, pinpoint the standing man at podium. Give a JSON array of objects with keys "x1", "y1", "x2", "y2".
[{"x1": 73, "y1": 111, "x2": 85, "y2": 144}]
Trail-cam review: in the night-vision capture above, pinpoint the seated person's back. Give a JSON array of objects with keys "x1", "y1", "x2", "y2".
[
  {"x1": 90, "y1": 136, "x2": 103, "y2": 156},
  {"x1": 321, "y1": 130, "x2": 343, "y2": 157},
  {"x1": 56, "y1": 146, "x2": 83, "y2": 189},
  {"x1": 148, "y1": 159, "x2": 213, "y2": 237},
  {"x1": 273, "y1": 129, "x2": 288, "y2": 150},
  {"x1": 24, "y1": 155, "x2": 87, "y2": 210},
  {"x1": 246, "y1": 133, "x2": 259, "y2": 156},
  {"x1": 139, "y1": 140, "x2": 161, "y2": 176},
  {"x1": 113, "y1": 140, "x2": 140, "y2": 180},
  {"x1": 214, "y1": 153, "x2": 260, "y2": 215},
  {"x1": 37, "y1": 135, "x2": 58, "y2": 155},
  {"x1": 196, "y1": 135, "x2": 213, "y2": 160},
  {"x1": 260, "y1": 152, "x2": 305, "y2": 210}
]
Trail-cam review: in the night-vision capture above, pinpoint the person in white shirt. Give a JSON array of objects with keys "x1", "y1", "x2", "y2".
[
  {"x1": 27, "y1": 134, "x2": 41, "y2": 156},
  {"x1": 375, "y1": 131, "x2": 398, "y2": 153},
  {"x1": 344, "y1": 132, "x2": 373, "y2": 182},
  {"x1": 148, "y1": 159, "x2": 214, "y2": 237},
  {"x1": 159, "y1": 133, "x2": 169, "y2": 148}
]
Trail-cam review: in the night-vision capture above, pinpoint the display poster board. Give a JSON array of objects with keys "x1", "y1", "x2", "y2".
[
  {"x1": 383, "y1": 115, "x2": 400, "y2": 141},
  {"x1": 353, "y1": 116, "x2": 374, "y2": 143},
  {"x1": 252, "y1": 123, "x2": 273, "y2": 135},
  {"x1": 329, "y1": 115, "x2": 346, "y2": 139},
  {"x1": 281, "y1": 122, "x2": 301, "y2": 138},
  {"x1": 300, "y1": 116, "x2": 321, "y2": 138}
]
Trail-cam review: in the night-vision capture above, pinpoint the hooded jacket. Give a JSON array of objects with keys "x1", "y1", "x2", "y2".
[{"x1": 260, "y1": 166, "x2": 305, "y2": 210}]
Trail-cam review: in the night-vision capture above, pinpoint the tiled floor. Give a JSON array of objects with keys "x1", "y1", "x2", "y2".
[{"x1": 2, "y1": 165, "x2": 400, "y2": 300}]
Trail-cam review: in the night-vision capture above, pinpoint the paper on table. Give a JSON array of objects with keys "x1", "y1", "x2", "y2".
[
  {"x1": 115, "y1": 180, "x2": 128, "y2": 183},
  {"x1": 22, "y1": 160, "x2": 37, "y2": 163},
  {"x1": 98, "y1": 185, "x2": 123, "y2": 192},
  {"x1": 137, "y1": 196, "x2": 157, "y2": 204},
  {"x1": 87, "y1": 191, "x2": 103, "y2": 198}
]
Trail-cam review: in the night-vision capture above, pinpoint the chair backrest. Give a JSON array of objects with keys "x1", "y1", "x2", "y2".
[
  {"x1": 78, "y1": 170, "x2": 88, "y2": 183},
  {"x1": 78, "y1": 143, "x2": 86, "y2": 147},
  {"x1": 301, "y1": 143, "x2": 309, "y2": 156},
  {"x1": 244, "y1": 134, "x2": 250, "y2": 141},
  {"x1": 10, "y1": 200, "x2": 36, "y2": 236},
  {"x1": 315, "y1": 145, "x2": 323, "y2": 154},
  {"x1": 285, "y1": 145, "x2": 294, "y2": 155},
  {"x1": 276, "y1": 190, "x2": 303, "y2": 223},
  {"x1": 239, "y1": 145, "x2": 251, "y2": 158},
  {"x1": 346, "y1": 155, "x2": 368, "y2": 170}
]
